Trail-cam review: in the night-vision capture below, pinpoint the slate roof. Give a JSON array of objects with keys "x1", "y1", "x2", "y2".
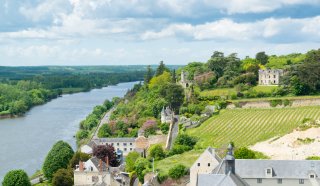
[
  {"x1": 94, "y1": 137, "x2": 135, "y2": 143},
  {"x1": 90, "y1": 157, "x2": 109, "y2": 172},
  {"x1": 197, "y1": 172, "x2": 248, "y2": 186},
  {"x1": 87, "y1": 140, "x2": 98, "y2": 148},
  {"x1": 236, "y1": 159, "x2": 320, "y2": 179}
]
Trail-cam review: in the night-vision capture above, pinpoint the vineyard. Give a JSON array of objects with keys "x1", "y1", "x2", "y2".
[{"x1": 187, "y1": 106, "x2": 320, "y2": 148}]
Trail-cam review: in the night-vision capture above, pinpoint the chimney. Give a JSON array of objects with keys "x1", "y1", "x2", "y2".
[
  {"x1": 105, "y1": 156, "x2": 109, "y2": 169},
  {"x1": 99, "y1": 159, "x2": 103, "y2": 172},
  {"x1": 79, "y1": 161, "x2": 84, "y2": 172},
  {"x1": 225, "y1": 143, "x2": 235, "y2": 175}
]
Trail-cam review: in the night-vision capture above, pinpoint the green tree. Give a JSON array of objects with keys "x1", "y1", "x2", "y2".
[
  {"x1": 155, "y1": 61, "x2": 170, "y2": 76},
  {"x1": 98, "y1": 124, "x2": 112, "y2": 138},
  {"x1": 234, "y1": 147, "x2": 256, "y2": 159},
  {"x1": 207, "y1": 51, "x2": 226, "y2": 78},
  {"x1": 134, "y1": 158, "x2": 151, "y2": 183},
  {"x1": 161, "y1": 83, "x2": 185, "y2": 113},
  {"x1": 144, "y1": 65, "x2": 153, "y2": 84},
  {"x1": 168, "y1": 164, "x2": 186, "y2": 179},
  {"x1": 68, "y1": 152, "x2": 91, "y2": 169},
  {"x1": 172, "y1": 69, "x2": 176, "y2": 83},
  {"x1": 2, "y1": 169, "x2": 31, "y2": 186},
  {"x1": 52, "y1": 168, "x2": 73, "y2": 186},
  {"x1": 256, "y1": 51, "x2": 269, "y2": 65},
  {"x1": 43, "y1": 141, "x2": 74, "y2": 181},
  {"x1": 174, "y1": 134, "x2": 197, "y2": 147},
  {"x1": 148, "y1": 144, "x2": 166, "y2": 160},
  {"x1": 125, "y1": 151, "x2": 141, "y2": 172}
]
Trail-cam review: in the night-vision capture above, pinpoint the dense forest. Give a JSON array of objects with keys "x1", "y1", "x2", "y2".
[{"x1": 0, "y1": 66, "x2": 160, "y2": 117}]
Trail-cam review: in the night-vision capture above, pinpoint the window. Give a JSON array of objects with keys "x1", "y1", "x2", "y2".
[
  {"x1": 130, "y1": 148, "x2": 132, "y2": 151},
  {"x1": 117, "y1": 148, "x2": 119, "y2": 151},
  {"x1": 310, "y1": 174, "x2": 315, "y2": 179},
  {"x1": 117, "y1": 143, "x2": 119, "y2": 146},
  {"x1": 257, "y1": 178, "x2": 262, "y2": 183},
  {"x1": 274, "y1": 80, "x2": 276, "y2": 83},
  {"x1": 299, "y1": 179, "x2": 304, "y2": 184},
  {"x1": 130, "y1": 143, "x2": 132, "y2": 145},
  {"x1": 111, "y1": 143, "x2": 114, "y2": 146},
  {"x1": 197, "y1": 163, "x2": 200, "y2": 166},
  {"x1": 277, "y1": 179, "x2": 282, "y2": 184},
  {"x1": 274, "y1": 75, "x2": 276, "y2": 78},
  {"x1": 208, "y1": 163, "x2": 210, "y2": 167},
  {"x1": 267, "y1": 169, "x2": 271, "y2": 174},
  {"x1": 124, "y1": 148, "x2": 127, "y2": 151},
  {"x1": 124, "y1": 143, "x2": 127, "y2": 146},
  {"x1": 92, "y1": 176, "x2": 99, "y2": 182}
]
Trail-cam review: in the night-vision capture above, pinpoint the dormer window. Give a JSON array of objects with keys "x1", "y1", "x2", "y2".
[
  {"x1": 265, "y1": 168, "x2": 273, "y2": 178},
  {"x1": 267, "y1": 169, "x2": 271, "y2": 174},
  {"x1": 310, "y1": 174, "x2": 316, "y2": 179}
]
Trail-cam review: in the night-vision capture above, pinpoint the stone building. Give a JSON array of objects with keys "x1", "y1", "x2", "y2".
[
  {"x1": 258, "y1": 69, "x2": 283, "y2": 85},
  {"x1": 180, "y1": 70, "x2": 191, "y2": 88},
  {"x1": 190, "y1": 145, "x2": 320, "y2": 186},
  {"x1": 160, "y1": 106, "x2": 173, "y2": 124}
]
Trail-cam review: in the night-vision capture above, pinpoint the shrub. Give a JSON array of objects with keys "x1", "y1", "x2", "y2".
[
  {"x1": 68, "y1": 152, "x2": 91, "y2": 169},
  {"x1": 98, "y1": 124, "x2": 112, "y2": 138},
  {"x1": 174, "y1": 134, "x2": 197, "y2": 148},
  {"x1": 43, "y1": 141, "x2": 74, "y2": 181},
  {"x1": 157, "y1": 171, "x2": 168, "y2": 183},
  {"x1": 270, "y1": 99, "x2": 282, "y2": 107},
  {"x1": 148, "y1": 144, "x2": 166, "y2": 160},
  {"x1": 283, "y1": 99, "x2": 292, "y2": 107},
  {"x1": 126, "y1": 151, "x2": 141, "y2": 172},
  {"x1": 52, "y1": 168, "x2": 73, "y2": 186},
  {"x1": 160, "y1": 123, "x2": 169, "y2": 134},
  {"x1": 76, "y1": 130, "x2": 88, "y2": 140},
  {"x1": 306, "y1": 156, "x2": 320, "y2": 160},
  {"x1": 2, "y1": 169, "x2": 31, "y2": 186},
  {"x1": 168, "y1": 164, "x2": 187, "y2": 179},
  {"x1": 168, "y1": 145, "x2": 191, "y2": 156},
  {"x1": 134, "y1": 158, "x2": 151, "y2": 183},
  {"x1": 234, "y1": 147, "x2": 256, "y2": 159}
]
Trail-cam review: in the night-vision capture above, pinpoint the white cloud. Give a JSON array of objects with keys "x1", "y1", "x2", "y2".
[{"x1": 141, "y1": 16, "x2": 320, "y2": 42}]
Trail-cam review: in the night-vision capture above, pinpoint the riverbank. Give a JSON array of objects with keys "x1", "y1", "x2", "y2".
[{"x1": 0, "y1": 82, "x2": 138, "y2": 182}]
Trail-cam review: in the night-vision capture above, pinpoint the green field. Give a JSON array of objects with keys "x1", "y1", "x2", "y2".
[
  {"x1": 252, "y1": 85, "x2": 277, "y2": 93},
  {"x1": 187, "y1": 106, "x2": 320, "y2": 148},
  {"x1": 200, "y1": 88, "x2": 236, "y2": 97}
]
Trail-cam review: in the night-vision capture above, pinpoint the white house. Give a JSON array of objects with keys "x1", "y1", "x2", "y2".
[
  {"x1": 258, "y1": 69, "x2": 283, "y2": 85},
  {"x1": 160, "y1": 106, "x2": 173, "y2": 124}
]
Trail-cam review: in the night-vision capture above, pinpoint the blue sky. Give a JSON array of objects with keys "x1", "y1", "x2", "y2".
[{"x1": 0, "y1": 0, "x2": 320, "y2": 66}]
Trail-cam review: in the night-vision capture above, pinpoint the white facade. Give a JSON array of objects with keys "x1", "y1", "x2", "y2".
[
  {"x1": 160, "y1": 107, "x2": 172, "y2": 124},
  {"x1": 189, "y1": 147, "x2": 221, "y2": 186},
  {"x1": 258, "y1": 69, "x2": 283, "y2": 85}
]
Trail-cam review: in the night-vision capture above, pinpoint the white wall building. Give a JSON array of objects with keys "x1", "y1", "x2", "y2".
[{"x1": 258, "y1": 69, "x2": 283, "y2": 85}]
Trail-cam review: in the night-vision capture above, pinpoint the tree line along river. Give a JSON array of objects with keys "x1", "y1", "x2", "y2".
[{"x1": 0, "y1": 81, "x2": 137, "y2": 182}]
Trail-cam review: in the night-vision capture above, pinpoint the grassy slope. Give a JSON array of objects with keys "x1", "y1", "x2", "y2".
[
  {"x1": 187, "y1": 106, "x2": 320, "y2": 148},
  {"x1": 155, "y1": 150, "x2": 203, "y2": 174}
]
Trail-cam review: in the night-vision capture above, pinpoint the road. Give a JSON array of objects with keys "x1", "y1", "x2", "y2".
[{"x1": 92, "y1": 107, "x2": 115, "y2": 140}]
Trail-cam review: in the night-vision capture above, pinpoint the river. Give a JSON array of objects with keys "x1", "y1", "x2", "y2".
[{"x1": 0, "y1": 81, "x2": 138, "y2": 181}]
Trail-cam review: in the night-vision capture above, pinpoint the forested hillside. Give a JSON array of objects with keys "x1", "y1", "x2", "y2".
[{"x1": 0, "y1": 66, "x2": 153, "y2": 117}]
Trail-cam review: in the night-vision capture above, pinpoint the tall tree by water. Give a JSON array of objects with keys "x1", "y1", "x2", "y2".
[
  {"x1": 144, "y1": 65, "x2": 153, "y2": 84},
  {"x1": 155, "y1": 61, "x2": 170, "y2": 76},
  {"x1": 2, "y1": 169, "x2": 31, "y2": 186}
]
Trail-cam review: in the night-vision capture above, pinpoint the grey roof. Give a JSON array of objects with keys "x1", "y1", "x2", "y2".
[
  {"x1": 87, "y1": 140, "x2": 98, "y2": 148},
  {"x1": 197, "y1": 173, "x2": 247, "y2": 186},
  {"x1": 90, "y1": 157, "x2": 109, "y2": 171},
  {"x1": 94, "y1": 137, "x2": 135, "y2": 143},
  {"x1": 236, "y1": 159, "x2": 320, "y2": 179}
]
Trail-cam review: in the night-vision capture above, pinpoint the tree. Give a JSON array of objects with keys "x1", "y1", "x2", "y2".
[
  {"x1": 207, "y1": 51, "x2": 226, "y2": 78},
  {"x1": 168, "y1": 164, "x2": 186, "y2": 179},
  {"x1": 98, "y1": 124, "x2": 112, "y2": 138},
  {"x1": 172, "y1": 69, "x2": 176, "y2": 83},
  {"x1": 144, "y1": 65, "x2": 153, "y2": 84},
  {"x1": 43, "y1": 141, "x2": 74, "y2": 181},
  {"x1": 155, "y1": 61, "x2": 170, "y2": 76},
  {"x1": 2, "y1": 169, "x2": 31, "y2": 186},
  {"x1": 52, "y1": 168, "x2": 73, "y2": 186},
  {"x1": 234, "y1": 147, "x2": 256, "y2": 159},
  {"x1": 174, "y1": 134, "x2": 197, "y2": 148},
  {"x1": 148, "y1": 144, "x2": 166, "y2": 160},
  {"x1": 256, "y1": 51, "x2": 269, "y2": 65},
  {"x1": 134, "y1": 158, "x2": 151, "y2": 183},
  {"x1": 149, "y1": 71, "x2": 171, "y2": 89},
  {"x1": 68, "y1": 152, "x2": 91, "y2": 169},
  {"x1": 161, "y1": 83, "x2": 185, "y2": 113},
  {"x1": 125, "y1": 151, "x2": 141, "y2": 172},
  {"x1": 93, "y1": 144, "x2": 119, "y2": 167}
]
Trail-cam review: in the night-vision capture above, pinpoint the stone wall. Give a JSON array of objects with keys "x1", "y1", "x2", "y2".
[{"x1": 227, "y1": 98, "x2": 320, "y2": 109}]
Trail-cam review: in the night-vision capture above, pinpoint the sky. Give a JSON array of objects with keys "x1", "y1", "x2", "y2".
[{"x1": 0, "y1": 0, "x2": 320, "y2": 66}]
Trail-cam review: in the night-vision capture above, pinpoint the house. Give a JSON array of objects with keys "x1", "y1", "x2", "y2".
[
  {"x1": 160, "y1": 106, "x2": 173, "y2": 124},
  {"x1": 190, "y1": 145, "x2": 320, "y2": 186},
  {"x1": 81, "y1": 136, "x2": 149, "y2": 157},
  {"x1": 258, "y1": 69, "x2": 283, "y2": 85},
  {"x1": 74, "y1": 157, "x2": 129, "y2": 186}
]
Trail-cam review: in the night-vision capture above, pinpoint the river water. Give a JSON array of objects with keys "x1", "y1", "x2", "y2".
[{"x1": 0, "y1": 81, "x2": 137, "y2": 181}]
